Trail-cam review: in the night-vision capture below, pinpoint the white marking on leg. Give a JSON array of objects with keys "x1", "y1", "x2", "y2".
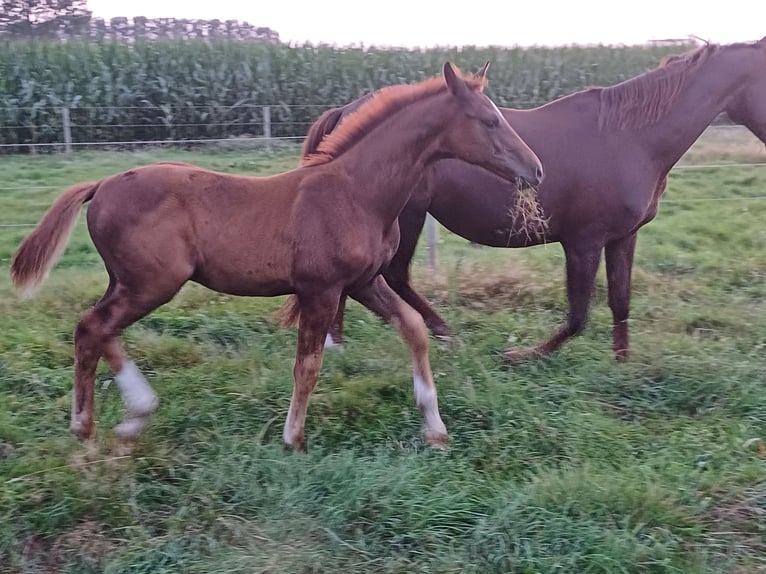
[
  {"x1": 114, "y1": 416, "x2": 150, "y2": 439},
  {"x1": 324, "y1": 333, "x2": 343, "y2": 350},
  {"x1": 282, "y1": 399, "x2": 303, "y2": 447},
  {"x1": 115, "y1": 361, "x2": 158, "y2": 416},
  {"x1": 70, "y1": 385, "x2": 84, "y2": 435},
  {"x1": 414, "y1": 374, "x2": 447, "y2": 438}
]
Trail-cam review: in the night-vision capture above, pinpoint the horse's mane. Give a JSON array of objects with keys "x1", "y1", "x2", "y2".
[
  {"x1": 597, "y1": 43, "x2": 721, "y2": 131},
  {"x1": 300, "y1": 107, "x2": 344, "y2": 159},
  {"x1": 302, "y1": 68, "x2": 487, "y2": 167}
]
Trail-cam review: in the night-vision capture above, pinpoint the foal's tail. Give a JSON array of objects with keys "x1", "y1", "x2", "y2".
[
  {"x1": 11, "y1": 180, "x2": 100, "y2": 299},
  {"x1": 300, "y1": 106, "x2": 345, "y2": 164},
  {"x1": 277, "y1": 295, "x2": 302, "y2": 328}
]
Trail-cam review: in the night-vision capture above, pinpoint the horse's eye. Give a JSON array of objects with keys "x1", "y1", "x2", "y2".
[{"x1": 482, "y1": 117, "x2": 500, "y2": 128}]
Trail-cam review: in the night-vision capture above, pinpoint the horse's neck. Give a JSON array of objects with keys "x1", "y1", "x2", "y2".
[
  {"x1": 638, "y1": 50, "x2": 751, "y2": 171},
  {"x1": 338, "y1": 98, "x2": 447, "y2": 224}
]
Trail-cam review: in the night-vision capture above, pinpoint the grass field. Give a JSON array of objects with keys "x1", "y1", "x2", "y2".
[{"x1": 1, "y1": 129, "x2": 765, "y2": 573}]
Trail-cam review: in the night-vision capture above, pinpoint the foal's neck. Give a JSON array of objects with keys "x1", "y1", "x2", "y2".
[{"x1": 339, "y1": 95, "x2": 451, "y2": 225}]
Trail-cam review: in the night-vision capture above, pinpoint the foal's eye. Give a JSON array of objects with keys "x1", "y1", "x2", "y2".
[{"x1": 482, "y1": 117, "x2": 500, "y2": 128}]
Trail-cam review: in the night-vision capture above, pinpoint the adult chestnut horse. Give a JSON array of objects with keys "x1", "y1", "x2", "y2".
[
  {"x1": 10, "y1": 63, "x2": 542, "y2": 451},
  {"x1": 314, "y1": 38, "x2": 766, "y2": 361}
]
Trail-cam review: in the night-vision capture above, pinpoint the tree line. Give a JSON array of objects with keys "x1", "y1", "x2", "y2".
[{"x1": 0, "y1": 0, "x2": 279, "y2": 42}]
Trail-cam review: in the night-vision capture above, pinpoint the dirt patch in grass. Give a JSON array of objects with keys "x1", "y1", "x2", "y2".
[
  {"x1": 413, "y1": 260, "x2": 557, "y2": 311},
  {"x1": 21, "y1": 519, "x2": 122, "y2": 573}
]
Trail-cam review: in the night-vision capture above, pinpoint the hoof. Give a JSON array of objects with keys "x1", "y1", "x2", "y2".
[
  {"x1": 283, "y1": 439, "x2": 307, "y2": 453},
  {"x1": 70, "y1": 418, "x2": 95, "y2": 441},
  {"x1": 503, "y1": 346, "x2": 541, "y2": 363},
  {"x1": 429, "y1": 324, "x2": 452, "y2": 340},
  {"x1": 424, "y1": 429, "x2": 449, "y2": 450},
  {"x1": 114, "y1": 415, "x2": 151, "y2": 440},
  {"x1": 614, "y1": 348, "x2": 630, "y2": 362}
]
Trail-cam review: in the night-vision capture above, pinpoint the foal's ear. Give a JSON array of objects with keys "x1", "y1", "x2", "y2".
[
  {"x1": 475, "y1": 61, "x2": 490, "y2": 79},
  {"x1": 443, "y1": 62, "x2": 468, "y2": 96}
]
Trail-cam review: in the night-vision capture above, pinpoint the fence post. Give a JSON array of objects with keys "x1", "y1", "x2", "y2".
[
  {"x1": 61, "y1": 106, "x2": 72, "y2": 155},
  {"x1": 425, "y1": 214, "x2": 438, "y2": 271},
  {"x1": 262, "y1": 106, "x2": 271, "y2": 145}
]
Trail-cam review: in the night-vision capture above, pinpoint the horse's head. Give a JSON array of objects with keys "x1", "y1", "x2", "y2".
[
  {"x1": 724, "y1": 36, "x2": 766, "y2": 146},
  {"x1": 437, "y1": 62, "x2": 543, "y2": 188}
]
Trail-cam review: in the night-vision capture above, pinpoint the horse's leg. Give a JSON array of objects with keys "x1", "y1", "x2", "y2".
[
  {"x1": 504, "y1": 243, "x2": 602, "y2": 362},
  {"x1": 350, "y1": 275, "x2": 448, "y2": 447},
  {"x1": 103, "y1": 338, "x2": 158, "y2": 439},
  {"x1": 71, "y1": 280, "x2": 182, "y2": 440},
  {"x1": 325, "y1": 294, "x2": 346, "y2": 349},
  {"x1": 283, "y1": 289, "x2": 341, "y2": 452},
  {"x1": 605, "y1": 232, "x2": 637, "y2": 361},
  {"x1": 383, "y1": 207, "x2": 452, "y2": 340},
  {"x1": 327, "y1": 206, "x2": 449, "y2": 346}
]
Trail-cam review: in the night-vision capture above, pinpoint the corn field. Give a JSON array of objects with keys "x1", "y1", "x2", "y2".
[{"x1": 0, "y1": 39, "x2": 695, "y2": 151}]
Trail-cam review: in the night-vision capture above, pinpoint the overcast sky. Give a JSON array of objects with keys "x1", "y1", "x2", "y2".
[{"x1": 87, "y1": 0, "x2": 765, "y2": 48}]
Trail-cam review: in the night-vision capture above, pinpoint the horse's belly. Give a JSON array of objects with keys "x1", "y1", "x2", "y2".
[{"x1": 191, "y1": 257, "x2": 293, "y2": 297}]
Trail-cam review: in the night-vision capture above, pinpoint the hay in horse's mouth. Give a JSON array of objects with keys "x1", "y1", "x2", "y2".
[{"x1": 508, "y1": 179, "x2": 549, "y2": 245}]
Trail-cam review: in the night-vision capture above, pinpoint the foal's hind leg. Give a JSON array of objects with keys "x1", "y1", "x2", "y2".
[
  {"x1": 504, "y1": 243, "x2": 602, "y2": 362},
  {"x1": 350, "y1": 275, "x2": 448, "y2": 447},
  {"x1": 605, "y1": 233, "x2": 637, "y2": 361},
  {"x1": 103, "y1": 338, "x2": 159, "y2": 439},
  {"x1": 71, "y1": 282, "x2": 180, "y2": 440}
]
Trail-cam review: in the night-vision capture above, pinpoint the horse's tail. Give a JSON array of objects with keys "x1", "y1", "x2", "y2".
[
  {"x1": 11, "y1": 180, "x2": 101, "y2": 299},
  {"x1": 277, "y1": 295, "x2": 302, "y2": 328},
  {"x1": 300, "y1": 106, "x2": 345, "y2": 163}
]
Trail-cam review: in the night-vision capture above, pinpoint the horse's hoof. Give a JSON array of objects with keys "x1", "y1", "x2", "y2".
[
  {"x1": 114, "y1": 416, "x2": 150, "y2": 440},
  {"x1": 70, "y1": 419, "x2": 95, "y2": 441},
  {"x1": 504, "y1": 345, "x2": 548, "y2": 363},
  {"x1": 424, "y1": 429, "x2": 449, "y2": 450},
  {"x1": 614, "y1": 348, "x2": 630, "y2": 362},
  {"x1": 503, "y1": 347, "x2": 530, "y2": 363},
  {"x1": 430, "y1": 324, "x2": 452, "y2": 339},
  {"x1": 283, "y1": 439, "x2": 307, "y2": 453}
]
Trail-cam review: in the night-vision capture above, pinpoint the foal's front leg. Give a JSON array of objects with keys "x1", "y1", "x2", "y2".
[
  {"x1": 283, "y1": 290, "x2": 341, "y2": 452},
  {"x1": 382, "y1": 207, "x2": 452, "y2": 340},
  {"x1": 350, "y1": 276, "x2": 448, "y2": 448}
]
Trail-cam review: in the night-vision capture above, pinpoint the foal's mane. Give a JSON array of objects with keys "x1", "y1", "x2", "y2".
[
  {"x1": 302, "y1": 68, "x2": 487, "y2": 167},
  {"x1": 597, "y1": 43, "x2": 721, "y2": 131}
]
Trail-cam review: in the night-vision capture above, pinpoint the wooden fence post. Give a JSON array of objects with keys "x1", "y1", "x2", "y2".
[
  {"x1": 61, "y1": 107, "x2": 72, "y2": 154},
  {"x1": 262, "y1": 106, "x2": 272, "y2": 145},
  {"x1": 425, "y1": 214, "x2": 438, "y2": 271}
]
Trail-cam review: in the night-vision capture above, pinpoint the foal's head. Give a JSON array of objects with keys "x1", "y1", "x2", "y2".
[
  {"x1": 723, "y1": 36, "x2": 766, "y2": 145},
  {"x1": 438, "y1": 62, "x2": 544, "y2": 187}
]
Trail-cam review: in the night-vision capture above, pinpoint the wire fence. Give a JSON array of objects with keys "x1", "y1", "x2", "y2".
[{"x1": 0, "y1": 102, "x2": 744, "y2": 153}]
